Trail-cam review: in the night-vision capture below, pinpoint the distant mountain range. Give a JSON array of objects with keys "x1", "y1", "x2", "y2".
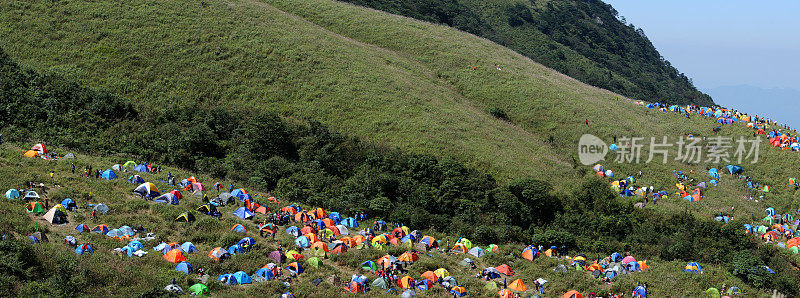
[{"x1": 706, "y1": 85, "x2": 800, "y2": 128}]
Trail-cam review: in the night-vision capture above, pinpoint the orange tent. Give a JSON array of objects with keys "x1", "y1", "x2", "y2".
[
  {"x1": 522, "y1": 249, "x2": 537, "y2": 261},
  {"x1": 313, "y1": 208, "x2": 326, "y2": 220},
  {"x1": 451, "y1": 243, "x2": 468, "y2": 253},
  {"x1": 332, "y1": 244, "x2": 348, "y2": 254},
  {"x1": 352, "y1": 235, "x2": 366, "y2": 245},
  {"x1": 311, "y1": 242, "x2": 329, "y2": 252},
  {"x1": 322, "y1": 218, "x2": 335, "y2": 228},
  {"x1": 498, "y1": 289, "x2": 514, "y2": 298},
  {"x1": 586, "y1": 263, "x2": 603, "y2": 271},
  {"x1": 639, "y1": 260, "x2": 650, "y2": 270},
  {"x1": 341, "y1": 237, "x2": 357, "y2": 247},
  {"x1": 300, "y1": 225, "x2": 315, "y2": 235},
  {"x1": 267, "y1": 196, "x2": 280, "y2": 203},
  {"x1": 421, "y1": 271, "x2": 438, "y2": 282},
  {"x1": 397, "y1": 276, "x2": 414, "y2": 289},
  {"x1": 295, "y1": 212, "x2": 310, "y2": 222},
  {"x1": 281, "y1": 206, "x2": 298, "y2": 215},
  {"x1": 24, "y1": 150, "x2": 38, "y2": 158},
  {"x1": 304, "y1": 233, "x2": 319, "y2": 244},
  {"x1": 508, "y1": 279, "x2": 526, "y2": 291},
  {"x1": 164, "y1": 249, "x2": 186, "y2": 263},
  {"x1": 398, "y1": 252, "x2": 419, "y2": 263},
  {"x1": 168, "y1": 242, "x2": 179, "y2": 248},
  {"x1": 544, "y1": 249, "x2": 555, "y2": 257},
  {"x1": 496, "y1": 264, "x2": 515, "y2": 276},
  {"x1": 787, "y1": 237, "x2": 800, "y2": 249},
  {"x1": 255, "y1": 205, "x2": 269, "y2": 214},
  {"x1": 564, "y1": 290, "x2": 583, "y2": 298},
  {"x1": 186, "y1": 176, "x2": 198, "y2": 184}
]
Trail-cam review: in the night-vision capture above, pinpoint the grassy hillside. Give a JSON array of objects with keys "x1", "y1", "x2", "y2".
[
  {"x1": 331, "y1": 0, "x2": 713, "y2": 106},
  {"x1": 0, "y1": 144, "x2": 769, "y2": 296}
]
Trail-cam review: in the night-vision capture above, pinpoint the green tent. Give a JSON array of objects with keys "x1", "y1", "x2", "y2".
[
  {"x1": 188, "y1": 284, "x2": 208, "y2": 296},
  {"x1": 790, "y1": 246, "x2": 799, "y2": 254},
  {"x1": 487, "y1": 244, "x2": 499, "y2": 252},
  {"x1": 484, "y1": 281, "x2": 498, "y2": 291},
  {"x1": 705, "y1": 287, "x2": 720, "y2": 298},
  {"x1": 307, "y1": 257, "x2": 321, "y2": 268},
  {"x1": 762, "y1": 216, "x2": 774, "y2": 225},
  {"x1": 27, "y1": 202, "x2": 45, "y2": 213},
  {"x1": 371, "y1": 277, "x2": 388, "y2": 289},
  {"x1": 123, "y1": 161, "x2": 137, "y2": 169},
  {"x1": 361, "y1": 261, "x2": 377, "y2": 271}
]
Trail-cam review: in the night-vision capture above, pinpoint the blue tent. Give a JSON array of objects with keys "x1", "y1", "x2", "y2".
[
  {"x1": 75, "y1": 243, "x2": 94, "y2": 255},
  {"x1": 285, "y1": 226, "x2": 300, "y2": 237},
  {"x1": 121, "y1": 246, "x2": 136, "y2": 257},
  {"x1": 709, "y1": 180, "x2": 718, "y2": 186},
  {"x1": 75, "y1": 224, "x2": 90, "y2": 233},
  {"x1": 685, "y1": 262, "x2": 702, "y2": 273},
  {"x1": 608, "y1": 144, "x2": 618, "y2": 151},
  {"x1": 295, "y1": 236, "x2": 311, "y2": 248},
  {"x1": 610, "y1": 253, "x2": 623, "y2": 262},
  {"x1": 219, "y1": 274, "x2": 239, "y2": 285},
  {"x1": 603, "y1": 269, "x2": 618, "y2": 279},
  {"x1": 342, "y1": 217, "x2": 359, "y2": 228},
  {"x1": 128, "y1": 241, "x2": 144, "y2": 251},
  {"x1": 134, "y1": 164, "x2": 149, "y2": 172},
  {"x1": 313, "y1": 219, "x2": 327, "y2": 230},
  {"x1": 416, "y1": 279, "x2": 433, "y2": 290},
  {"x1": 726, "y1": 165, "x2": 743, "y2": 175},
  {"x1": 627, "y1": 261, "x2": 641, "y2": 272},
  {"x1": 231, "y1": 189, "x2": 248, "y2": 201},
  {"x1": 238, "y1": 237, "x2": 256, "y2": 247},
  {"x1": 228, "y1": 244, "x2": 243, "y2": 255},
  {"x1": 254, "y1": 268, "x2": 276, "y2": 280},
  {"x1": 181, "y1": 242, "x2": 197, "y2": 254},
  {"x1": 5, "y1": 189, "x2": 20, "y2": 199},
  {"x1": 102, "y1": 169, "x2": 117, "y2": 180},
  {"x1": 232, "y1": 271, "x2": 252, "y2": 284},
  {"x1": 708, "y1": 168, "x2": 718, "y2": 177},
  {"x1": 329, "y1": 212, "x2": 343, "y2": 223},
  {"x1": 130, "y1": 175, "x2": 144, "y2": 184},
  {"x1": 154, "y1": 193, "x2": 179, "y2": 205},
  {"x1": 646, "y1": 104, "x2": 655, "y2": 109},
  {"x1": 633, "y1": 285, "x2": 647, "y2": 297},
  {"x1": 60, "y1": 198, "x2": 77, "y2": 210},
  {"x1": 233, "y1": 207, "x2": 254, "y2": 220},
  {"x1": 621, "y1": 189, "x2": 634, "y2": 196},
  {"x1": 153, "y1": 242, "x2": 171, "y2": 253},
  {"x1": 175, "y1": 261, "x2": 193, "y2": 274}
]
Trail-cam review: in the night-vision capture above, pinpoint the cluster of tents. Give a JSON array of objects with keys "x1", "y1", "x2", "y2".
[
  {"x1": 638, "y1": 102, "x2": 800, "y2": 153},
  {"x1": 18, "y1": 194, "x2": 84, "y2": 225},
  {"x1": 355, "y1": 253, "x2": 466, "y2": 296},
  {"x1": 22, "y1": 143, "x2": 75, "y2": 160},
  {"x1": 744, "y1": 207, "x2": 800, "y2": 254}
]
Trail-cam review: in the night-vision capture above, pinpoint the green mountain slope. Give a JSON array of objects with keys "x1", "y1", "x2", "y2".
[
  {"x1": 1, "y1": 0, "x2": 800, "y2": 295},
  {"x1": 334, "y1": 0, "x2": 714, "y2": 106}
]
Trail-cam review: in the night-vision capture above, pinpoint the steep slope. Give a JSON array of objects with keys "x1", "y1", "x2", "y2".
[{"x1": 333, "y1": 0, "x2": 713, "y2": 105}]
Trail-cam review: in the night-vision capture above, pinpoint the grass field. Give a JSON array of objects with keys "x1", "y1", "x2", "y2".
[
  {"x1": 0, "y1": 144, "x2": 767, "y2": 296},
  {"x1": 1, "y1": 0, "x2": 800, "y2": 295}
]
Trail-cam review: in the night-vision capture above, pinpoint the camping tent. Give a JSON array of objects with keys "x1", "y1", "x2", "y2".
[
  {"x1": 102, "y1": 169, "x2": 117, "y2": 180},
  {"x1": 93, "y1": 203, "x2": 109, "y2": 214},
  {"x1": 187, "y1": 284, "x2": 208, "y2": 296},
  {"x1": 62, "y1": 153, "x2": 75, "y2": 159},
  {"x1": 23, "y1": 191, "x2": 40, "y2": 201},
  {"x1": 176, "y1": 212, "x2": 195, "y2": 222},
  {"x1": 133, "y1": 182, "x2": 159, "y2": 198},
  {"x1": 154, "y1": 193, "x2": 180, "y2": 205},
  {"x1": 26, "y1": 201, "x2": 45, "y2": 213},
  {"x1": 233, "y1": 207, "x2": 254, "y2": 220},
  {"x1": 43, "y1": 207, "x2": 67, "y2": 224},
  {"x1": 5, "y1": 189, "x2": 20, "y2": 199},
  {"x1": 134, "y1": 164, "x2": 149, "y2": 172}
]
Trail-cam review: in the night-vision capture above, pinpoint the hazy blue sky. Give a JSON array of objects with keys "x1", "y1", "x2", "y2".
[{"x1": 604, "y1": 0, "x2": 800, "y2": 91}]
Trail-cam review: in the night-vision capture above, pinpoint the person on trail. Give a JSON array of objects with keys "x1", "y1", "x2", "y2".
[
  {"x1": 71, "y1": 163, "x2": 75, "y2": 174},
  {"x1": 91, "y1": 210, "x2": 96, "y2": 221},
  {"x1": 503, "y1": 278, "x2": 507, "y2": 289},
  {"x1": 585, "y1": 119, "x2": 589, "y2": 126},
  {"x1": 229, "y1": 184, "x2": 234, "y2": 192}
]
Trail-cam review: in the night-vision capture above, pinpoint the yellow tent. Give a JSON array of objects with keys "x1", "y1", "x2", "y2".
[{"x1": 24, "y1": 150, "x2": 38, "y2": 158}]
